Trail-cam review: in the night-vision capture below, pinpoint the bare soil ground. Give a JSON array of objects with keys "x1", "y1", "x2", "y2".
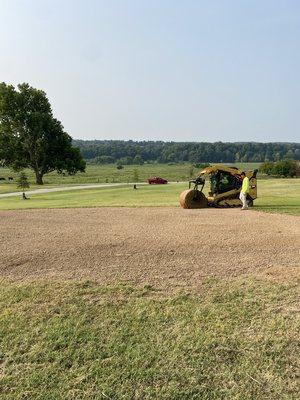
[{"x1": 1, "y1": 208, "x2": 299, "y2": 292}]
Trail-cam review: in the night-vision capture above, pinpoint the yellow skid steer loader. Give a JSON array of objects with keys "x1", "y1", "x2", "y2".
[{"x1": 180, "y1": 164, "x2": 258, "y2": 209}]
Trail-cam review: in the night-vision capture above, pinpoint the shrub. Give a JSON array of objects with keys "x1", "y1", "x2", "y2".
[
  {"x1": 259, "y1": 160, "x2": 300, "y2": 177},
  {"x1": 259, "y1": 161, "x2": 274, "y2": 175}
]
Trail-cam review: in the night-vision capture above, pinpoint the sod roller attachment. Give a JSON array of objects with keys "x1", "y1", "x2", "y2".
[{"x1": 179, "y1": 189, "x2": 208, "y2": 209}]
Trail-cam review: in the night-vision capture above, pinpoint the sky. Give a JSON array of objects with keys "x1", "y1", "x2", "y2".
[{"x1": 0, "y1": 0, "x2": 299, "y2": 142}]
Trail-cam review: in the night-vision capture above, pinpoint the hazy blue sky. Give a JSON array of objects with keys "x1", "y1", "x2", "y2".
[{"x1": 0, "y1": 0, "x2": 299, "y2": 142}]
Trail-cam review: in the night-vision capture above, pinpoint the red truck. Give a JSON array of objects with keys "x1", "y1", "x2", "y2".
[{"x1": 147, "y1": 177, "x2": 168, "y2": 184}]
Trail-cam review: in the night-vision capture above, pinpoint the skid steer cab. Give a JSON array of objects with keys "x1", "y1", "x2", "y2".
[{"x1": 180, "y1": 164, "x2": 258, "y2": 209}]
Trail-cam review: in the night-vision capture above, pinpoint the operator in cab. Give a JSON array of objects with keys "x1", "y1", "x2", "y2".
[{"x1": 239, "y1": 172, "x2": 249, "y2": 210}]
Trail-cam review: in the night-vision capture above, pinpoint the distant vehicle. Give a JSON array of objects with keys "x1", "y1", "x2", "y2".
[{"x1": 147, "y1": 177, "x2": 168, "y2": 184}]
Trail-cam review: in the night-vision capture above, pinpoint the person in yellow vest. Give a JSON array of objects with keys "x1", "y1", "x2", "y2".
[{"x1": 239, "y1": 172, "x2": 249, "y2": 210}]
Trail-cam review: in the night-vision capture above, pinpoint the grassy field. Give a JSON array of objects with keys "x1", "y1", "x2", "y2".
[
  {"x1": 252, "y1": 179, "x2": 300, "y2": 215},
  {"x1": 0, "y1": 162, "x2": 261, "y2": 190},
  {"x1": 0, "y1": 179, "x2": 299, "y2": 215},
  {"x1": 1, "y1": 164, "x2": 299, "y2": 399},
  {"x1": 1, "y1": 278, "x2": 298, "y2": 400}
]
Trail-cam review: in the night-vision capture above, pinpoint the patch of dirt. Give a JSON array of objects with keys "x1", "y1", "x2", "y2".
[{"x1": 0, "y1": 208, "x2": 299, "y2": 292}]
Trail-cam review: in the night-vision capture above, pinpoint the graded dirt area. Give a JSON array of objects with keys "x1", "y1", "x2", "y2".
[{"x1": 1, "y1": 208, "x2": 299, "y2": 292}]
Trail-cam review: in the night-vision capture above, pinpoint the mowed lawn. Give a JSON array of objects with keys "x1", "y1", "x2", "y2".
[
  {"x1": 0, "y1": 162, "x2": 261, "y2": 189},
  {"x1": 0, "y1": 179, "x2": 299, "y2": 215},
  {"x1": 1, "y1": 278, "x2": 299, "y2": 399}
]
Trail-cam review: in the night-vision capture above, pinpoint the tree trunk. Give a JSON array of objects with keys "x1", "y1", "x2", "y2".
[{"x1": 35, "y1": 171, "x2": 44, "y2": 185}]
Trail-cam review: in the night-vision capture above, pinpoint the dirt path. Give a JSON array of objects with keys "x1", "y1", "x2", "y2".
[{"x1": 0, "y1": 208, "x2": 299, "y2": 292}]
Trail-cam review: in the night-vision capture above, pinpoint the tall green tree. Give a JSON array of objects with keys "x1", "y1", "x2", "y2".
[
  {"x1": 0, "y1": 83, "x2": 86, "y2": 184},
  {"x1": 133, "y1": 168, "x2": 139, "y2": 182},
  {"x1": 16, "y1": 172, "x2": 30, "y2": 199}
]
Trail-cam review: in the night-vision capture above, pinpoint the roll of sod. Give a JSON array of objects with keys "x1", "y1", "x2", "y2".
[{"x1": 179, "y1": 189, "x2": 208, "y2": 209}]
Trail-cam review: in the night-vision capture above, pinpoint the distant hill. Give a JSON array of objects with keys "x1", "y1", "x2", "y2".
[{"x1": 73, "y1": 140, "x2": 300, "y2": 164}]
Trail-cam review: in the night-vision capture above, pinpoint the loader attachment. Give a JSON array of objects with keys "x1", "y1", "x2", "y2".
[{"x1": 179, "y1": 189, "x2": 208, "y2": 209}]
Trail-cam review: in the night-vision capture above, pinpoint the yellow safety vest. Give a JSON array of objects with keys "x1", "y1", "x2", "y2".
[{"x1": 241, "y1": 177, "x2": 249, "y2": 194}]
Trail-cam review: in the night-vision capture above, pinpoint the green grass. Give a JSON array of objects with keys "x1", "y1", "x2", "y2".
[
  {"x1": 254, "y1": 179, "x2": 300, "y2": 215},
  {"x1": 0, "y1": 183, "x2": 186, "y2": 209},
  {"x1": 0, "y1": 179, "x2": 299, "y2": 215},
  {"x1": 0, "y1": 162, "x2": 261, "y2": 188},
  {"x1": 0, "y1": 278, "x2": 298, "y2": 399}
]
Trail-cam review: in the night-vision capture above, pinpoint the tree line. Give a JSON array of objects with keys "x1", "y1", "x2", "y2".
[{"x1": 74, "y1": 140, "x2": 300, "y2": 165}]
